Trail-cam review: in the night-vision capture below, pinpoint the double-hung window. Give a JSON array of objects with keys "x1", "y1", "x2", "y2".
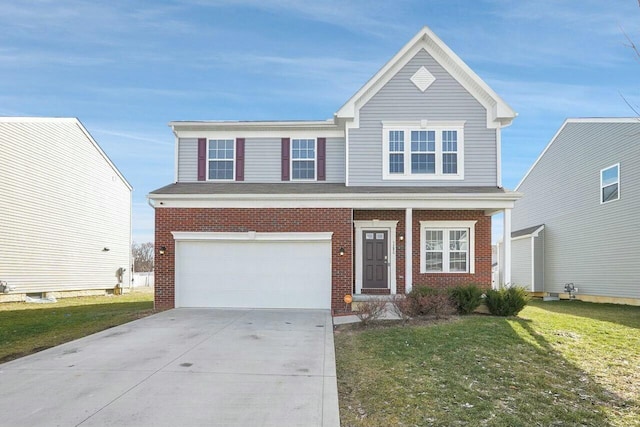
[
  {"x1": 208, "y1": 139, "x2": 234, "y2": 180},
  {"x1": 292, "y1": 138, "x2": 316, "y2": 180},
  {"x1": 383, "y1": 121, "x2": 464, "y2": 180},
  {"x1": 410, "y1": 130, "x2": 435, "y2": 174},
  {"x1": 420, "y1": 221, "x2": 476, "y2": 273},
  {"x1": 600, "y1": 164, "x2": 619, "y2": 203}
]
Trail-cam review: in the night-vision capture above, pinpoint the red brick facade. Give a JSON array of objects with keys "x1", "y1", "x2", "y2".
[
  {"x1": 353, "y1": 209, "x2": 492, "y2": 293},
  {"x1": 411, "y1": 210, "x2": 492, "y2": 290},
  {"x1": 155, "y1": 207, "x2": 492, "y2": 313},
  {"x1": 154, "y1": 208, "x2": 353, "y2": 313}
]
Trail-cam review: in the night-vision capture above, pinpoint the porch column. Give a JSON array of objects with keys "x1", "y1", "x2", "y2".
[
  {"x1": 503, "y1": 208, "x2": 512, "y2": 286},
  {"x1": 405, "y1": 208, "x2": 413, "y2": 293}
]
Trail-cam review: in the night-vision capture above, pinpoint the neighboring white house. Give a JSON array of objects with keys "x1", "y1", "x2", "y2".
[
  {"x1": 509, "y1": 118, "x2": 640, "y2": 305},
  {"x1": 0, "y1": 117, "x2": 132, "y2": 302}
]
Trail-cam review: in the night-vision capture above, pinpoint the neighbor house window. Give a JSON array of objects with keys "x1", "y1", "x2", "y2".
[
  {"x1": 383, "y1": 121, "x2": 464, "y2": 180},
  {"x1": 600, "y1": 164, "x2": 619, "y2": 203},
  {"x1": 292, "y1": 138, "x2": 316, "y2": 180},
  {"x1": 208, "y1": 139, "x2": 234, "y2": 180},
  {"x1": 420, "y1": 221, "x2": 476, "y2": 273}
]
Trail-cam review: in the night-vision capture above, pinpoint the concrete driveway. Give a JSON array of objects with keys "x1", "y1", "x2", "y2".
[{"x1": 0, "y1": 309, "x2": 340, "y2": 427}]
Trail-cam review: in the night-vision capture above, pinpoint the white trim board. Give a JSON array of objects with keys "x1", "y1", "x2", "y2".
[{"x1": 171, "y1": 231, "x2": 333, "y2": 242}]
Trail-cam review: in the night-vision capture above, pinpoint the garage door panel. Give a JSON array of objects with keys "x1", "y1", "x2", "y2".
[{"x1": 175, "y1": 238, "x2": 331, "y2": 309}]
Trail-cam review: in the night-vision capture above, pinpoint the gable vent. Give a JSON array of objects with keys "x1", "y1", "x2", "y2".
[{"x1": 410, "y1": 66, "x2": 436, "y2": 92}]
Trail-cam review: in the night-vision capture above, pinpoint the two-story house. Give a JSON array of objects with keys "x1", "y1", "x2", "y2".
[
  {"x1": 510, "y1": 118, "x2": 640, "y2": 305},
  {"x1": 1, "y1": 117, "x2": 132, "y2": 302},
  {"x1": 148, "y1": 27, "x2": 520, "y2": 314}
]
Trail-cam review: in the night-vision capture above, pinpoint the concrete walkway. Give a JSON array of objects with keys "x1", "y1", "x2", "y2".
[{"x1": 0, "y1": 309, "x2": 339, "y2": 427}]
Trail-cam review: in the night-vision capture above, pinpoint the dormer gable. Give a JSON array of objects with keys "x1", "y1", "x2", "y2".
[{"x1": 335, "y1": 26, "x2": 516, "y2": 129}]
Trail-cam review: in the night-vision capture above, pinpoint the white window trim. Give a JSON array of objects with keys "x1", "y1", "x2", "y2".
[
  {"x1": 207, "y1": 139, "x2": 235, "y2": 181},
  {"x1": 290, "y1": 138, "x2": 317, "y2": 181},
  {"x1": 420, "y1": 220, "x2": 476, "y2": 274},
  {"x1": 600, "y1": 163, "x2": 620, "y2": 204},
  {"x1": 382, "y1": 120, "x2": 465, "y2": 180}
]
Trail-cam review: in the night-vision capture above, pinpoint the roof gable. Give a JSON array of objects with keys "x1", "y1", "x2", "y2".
[
  {"x1": 0, "y1": 117, "x2": 132, "y2": 191},
  {"x1": 335, "y1": 26, "x2": 516, "y2": 129},
  {"x1": 515, "y1": 118, "x2": 640, "y2": 191}
]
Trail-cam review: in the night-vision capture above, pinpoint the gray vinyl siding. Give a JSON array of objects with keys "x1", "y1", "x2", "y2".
[
  {"x1": 244, "y1": 138, "x2": 281, "y2": 182},
  {"x1": 0, "y1": 120, "x2": 131, "y2": 294},
  {"x1": 511, "y1": 238, "x2": 532, "y2": 290},
  {"x1": 178, "y1": 137, "x2": 345, "y2": 183},
  {"x1": 325, "y1": 137, "x2": 345, "y2": 183},
  {"x1": 512, "y1": 122, "x2": 640, "y2": 300},
  {"x1": 533, "y1": 230, "x2": 544, "y2": 292},
  {"x1": 178, "y1": 138, "x2": 198, "y2": 182},
  {"x1": 349, "y1": 49, "x2": 497, "y2": 186}
]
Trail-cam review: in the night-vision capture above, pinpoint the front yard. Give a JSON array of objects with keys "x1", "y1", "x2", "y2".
[
  {"x1": 0, "y1": 290, "x2": 154, "y2": 363},
  {"x1": 335, "y1": 300, "x2": 640, "y2": 427}
]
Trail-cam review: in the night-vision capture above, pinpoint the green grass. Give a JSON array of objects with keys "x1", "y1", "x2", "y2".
[
  {"x1": 335, "y1": 300, "x2": 640, "y2": 427},
  {"x1": 0, "y1": 291, "x2": 154, "y2": 363}
]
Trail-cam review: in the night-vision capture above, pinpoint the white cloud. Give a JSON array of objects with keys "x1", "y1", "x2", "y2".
[{"x1": 188, "y1": 0, "x2": 409, "y2": 37}]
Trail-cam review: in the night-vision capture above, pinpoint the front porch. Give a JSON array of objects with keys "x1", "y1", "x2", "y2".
[{"x1": 350, "y1": 207, "x2": 513, "y2": 299}]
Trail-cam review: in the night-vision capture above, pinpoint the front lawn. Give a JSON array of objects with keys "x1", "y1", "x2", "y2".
[
  {"x1": 0, "y1": 290, "x2": 154, "y2": 363},
  {"x1": 335, "y1": 300, "x2": 640, "y2": 427}
]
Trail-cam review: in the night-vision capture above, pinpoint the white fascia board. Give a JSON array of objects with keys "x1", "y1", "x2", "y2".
[
  {"x1": 173, "y1": 128, "x2": 345, "y2": 139},
  {"x1": 335, "y1": 26, "x2": 516, "y2": 128},
  {"x1": 150, "y1": 193, "x2": 520, "y2": 210},
  {"x1": 169, "y1": 120, "x2": 339, "y2": 131},
  {"x1": 0, "y1": 116, "x2": 80, "y2": 123},
  {"x1": 171, "y1": 231, "x2": 333, "y2": 242},
  {"x1": 565, "y1": 117, "x2": 640, "y2": 124}
]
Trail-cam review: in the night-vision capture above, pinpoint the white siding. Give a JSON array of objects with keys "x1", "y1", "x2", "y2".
[
  {"x1": 512, "y1": 121, "x2": 640, "y2": 300},
  {"x1": 511, "y1": 238, "x2": 532, "y2": 291},
  {"x1": 0, "y1": 119, "x2": 132, "y2": 293},
  {"x1": 349, "y1": 49, "x2": 497, "y2": 186}
]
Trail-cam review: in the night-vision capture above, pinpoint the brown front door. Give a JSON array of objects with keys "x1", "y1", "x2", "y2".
[{"x1": 363, "y1": 230, "x2": 388, "y2": 288}]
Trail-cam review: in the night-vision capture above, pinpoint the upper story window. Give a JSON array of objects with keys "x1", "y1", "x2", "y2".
[
  {"x1": 382, "y1": 121, "x2": 464, "y2": 180},
  {"x1": 208, "y1": 139, "x2": 234, "y2": 180},
  {"x1": 600, "y1": 163, "x2": 620, "y2": 204},
  {"x1": 291, "y1": 138, "x2": 316, "y2": 180}
]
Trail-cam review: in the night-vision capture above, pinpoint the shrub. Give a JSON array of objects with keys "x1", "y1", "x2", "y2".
[
  {"x1": 354, "y1": 298, "x2": 387, "y2": 325},
  {"x1": 408, "y1": 286, "x2": 456, "y2": 318},
  {"x1": 389, "y1": 294, "x2": 417, "y2": 325},
  {"x1": 484, "y1": 286, "x2": 530, "y2": 317},
  {"x1": 449, "y1": 284, "x2": 484, "y2": 315}
]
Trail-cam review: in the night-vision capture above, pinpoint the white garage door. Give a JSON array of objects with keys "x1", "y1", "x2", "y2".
[{"x1": 173, "y1": 232, "x2": 332, "y2": 309}]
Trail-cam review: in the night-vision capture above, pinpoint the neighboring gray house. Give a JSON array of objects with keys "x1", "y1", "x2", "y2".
[
  {"x1": 149, "y1": 27, "x2": 521, "y2": 313},
  {"x1": 510, "y1": 118, "x2": 640, "y2": 305},
  {"x1": 0, "y1": 117, "x2": 132, "y2": 302}
]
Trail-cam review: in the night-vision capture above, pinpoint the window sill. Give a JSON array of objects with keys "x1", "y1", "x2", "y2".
[{"x1": 383, "y1": 174, "x2": 464, "y2": 180}]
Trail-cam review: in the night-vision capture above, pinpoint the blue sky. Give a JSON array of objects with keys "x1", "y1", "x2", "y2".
[{"x1": 1, "y1": 0, "x2": 638, "y2": 243}]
